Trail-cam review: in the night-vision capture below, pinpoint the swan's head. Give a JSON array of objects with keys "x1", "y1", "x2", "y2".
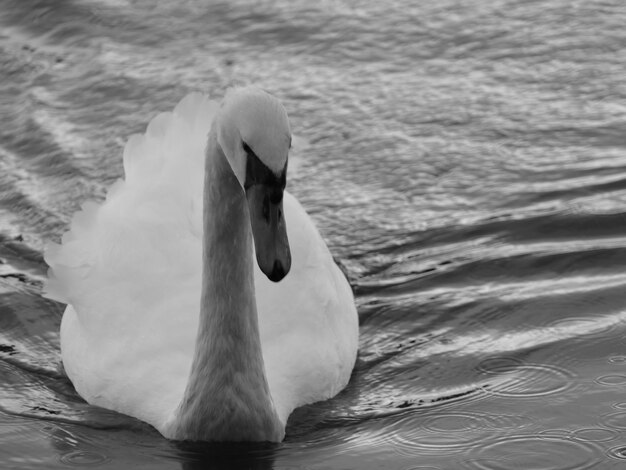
[{"x1": 216, "y1": 87, "x2": 292, "y2": 282}]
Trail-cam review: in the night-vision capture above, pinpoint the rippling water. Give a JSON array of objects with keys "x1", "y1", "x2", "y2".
[{"x1": 2, "y1": 0, "x2": 626, "y2": 468}]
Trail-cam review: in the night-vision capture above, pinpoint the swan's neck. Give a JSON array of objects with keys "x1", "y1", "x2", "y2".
[{"x1": 170, "y1": 128, "x2": 283, "y2": 442}]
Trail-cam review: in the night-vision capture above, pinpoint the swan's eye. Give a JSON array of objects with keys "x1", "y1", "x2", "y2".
[
  {"x1": 242, "y1": 142, "x2": 253, "y2": 154},
  {"x1": 269, "y1": 187, "x2": 283, "y2": 204}
]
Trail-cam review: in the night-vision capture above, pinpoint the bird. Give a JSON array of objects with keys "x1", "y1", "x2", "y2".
[{"x1": 44, "y1": 87, "x2": 359, "y2": 442}]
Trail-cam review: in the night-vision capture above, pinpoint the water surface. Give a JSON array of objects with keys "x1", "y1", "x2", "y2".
[{"x1": 2, "y1": 0, "x2": 626, "y2": 468}]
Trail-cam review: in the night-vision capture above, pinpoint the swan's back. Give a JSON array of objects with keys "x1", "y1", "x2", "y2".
[{"x1": 45, "y1": 93, "x2": 358, "y2": 433}]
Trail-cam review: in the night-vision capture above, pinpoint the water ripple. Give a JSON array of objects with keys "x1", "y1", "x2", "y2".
[
  {"x1": 2, "y1": 0, "x2": 626, "y2": 468},
  {"x1": 571, "y1": 428, "x2": 619, "y2": 443},
  {"x1": 59, "y1": 450, "x2": 110, "y2": 467},
  {"x1": 477, "y1": 357, "x2": 576, "y2": 399},
  {"x1": 463, "y1": 434, "x2": 604, "y2": 470},
  {"x1": 607, "y1": 445, "x2": 626, "y2": 460},
  {"x1": 601, "y1": 411, "x2": 626, "y2": 430},
  {"x1": 350, "y1": 409, "x2": 536, "y2": 458},
  {"x1": 595, "y1": 375, "x2": 626, "y2": 386},
  {"x1": 404, "y1": 467, "x2": 441, "y2": 470}
]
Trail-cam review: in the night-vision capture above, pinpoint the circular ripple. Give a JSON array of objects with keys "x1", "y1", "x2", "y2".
[
  {"x1": 485, "y1": 413, "x2": 535, "y2": 430},
  {"x1": 608, "y1": 445, "x2": 626, "y2": 460},
  {"x1": 386, "y1": 411, "x2": 533, "y2": 457},
  {"x1": 572, "y1": 428, "x2": 618, "y2": 442},
  {"x1": 391, "y1": 411, "x2": 499, "y2": 456},
  {"x1": 381, "y1": 408, "x2": 533, "y2": 456},
  {"x1": 601, "y1": 412, "x2": 626, "y2": 430},
  {"x1": 464, "y1": 435, "x2": 603, "y2": 470},
  {"x1": 596, "y1": 375, "x2": 626, "y2": 386},
  {"x1": 60, "y1": 451, "x2": 109, "y2": 466},
  {"x1": 480, "y1": 362, "x2": 574, "y2": 398},
  {"x1": 422, "y1": 413, "x2": 485, "y2": 433},
  {"x1": 537, "y1": 429, "x2": 570, "y2": 438},
  {"x1": 476, "y1": 356, "x2": 524, "y2": 375}
]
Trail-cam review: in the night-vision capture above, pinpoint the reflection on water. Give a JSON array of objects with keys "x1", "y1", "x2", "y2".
[
  {"x1": 2, "y1": 0, "x2": 626, "y2": 468},
  {"x1": 176, "y1": 442, "x2": 277, "y2": 470}
]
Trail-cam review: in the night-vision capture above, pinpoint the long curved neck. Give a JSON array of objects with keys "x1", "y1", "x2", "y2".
[{"x1": 170, "y1": 127, "x2": 283, "y2": 442}]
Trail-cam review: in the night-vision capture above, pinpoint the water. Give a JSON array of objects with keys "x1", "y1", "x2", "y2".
[{"x1": 1, "y1": 0, "x2": 626, "y2": 467}]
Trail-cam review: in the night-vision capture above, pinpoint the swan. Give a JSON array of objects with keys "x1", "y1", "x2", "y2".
[{"x1": 44, "y1": 87, "x2": 359, "y2": 442}]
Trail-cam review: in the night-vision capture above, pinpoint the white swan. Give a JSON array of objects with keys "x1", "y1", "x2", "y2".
[{"x1": 44, "y1": 87, "x2": 359, "y2": 442}]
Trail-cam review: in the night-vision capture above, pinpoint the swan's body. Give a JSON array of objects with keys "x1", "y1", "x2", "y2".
[{"x1": 44, "y1": 89, "x2": 358, "y2": 441}]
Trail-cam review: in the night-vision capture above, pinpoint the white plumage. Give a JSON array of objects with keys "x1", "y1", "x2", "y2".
[{"x1": 44, "y1": 91, "x2": 358, "y2": 440}]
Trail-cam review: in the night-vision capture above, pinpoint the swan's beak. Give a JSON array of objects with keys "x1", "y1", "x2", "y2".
[{"x1": 246, "y1": 185, "x2": 291, "y2": 282}]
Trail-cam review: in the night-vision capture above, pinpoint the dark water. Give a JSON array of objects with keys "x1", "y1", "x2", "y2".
[{"x1": 2, "y1": 0, "x2": 626, "y2": 468}]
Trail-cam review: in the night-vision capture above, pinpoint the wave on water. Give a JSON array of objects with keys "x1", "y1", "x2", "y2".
[{"x1": 2, "y1": 0, "x2": 626, "y2": 468}]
